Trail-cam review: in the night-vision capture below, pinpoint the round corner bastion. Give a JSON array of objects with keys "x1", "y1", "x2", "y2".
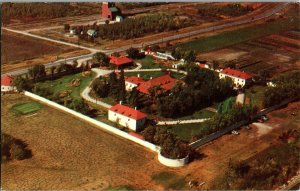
[{"x1": 158, "y1": 152, "x2": 189, "y2": 168}]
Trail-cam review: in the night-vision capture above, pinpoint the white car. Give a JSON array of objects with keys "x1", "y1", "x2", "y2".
[{"x1": 231, "y1": 130, "x2": 239, "y2": 135}]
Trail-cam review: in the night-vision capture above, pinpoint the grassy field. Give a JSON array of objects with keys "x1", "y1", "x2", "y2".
[
  {"x1": 245, "y1": 85, "x2": 265, "y2": 109},
  {"x1": 1, "y1": 94, "x2": 172, "y2": 190},
  {"x1": 135, "y1": 56, "x2": 161, "y2": 69},
  {"x1": 11, "y1": 101, "x2": 43, "y2": 115},
  {"x1": 175, "y1": 17, "x2": 299, "y2": 53},
  {"x1": 174, "y1": 109, "x2": 215, "y2": 120},
  {"x1": 160, "y1": 123, "x2": 208, "y2": 142},
  {"x1": 35, "y1": 72, "x2": 95, "y2": 100}
]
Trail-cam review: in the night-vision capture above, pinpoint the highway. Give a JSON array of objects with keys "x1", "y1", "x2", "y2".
[{"x1": 2, "y1": 2, "x2": 290, "y2": 77}]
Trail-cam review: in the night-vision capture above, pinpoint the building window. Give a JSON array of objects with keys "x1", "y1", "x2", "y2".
[
  {"x1": 114, "y1": 114, "x2": 116, "y2": 116},
  {"x1": 128, "y1": 119, "x2": 130, "y2": 121}
]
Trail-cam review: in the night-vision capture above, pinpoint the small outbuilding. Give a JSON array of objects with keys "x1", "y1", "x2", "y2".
[
  {"x1": 116, "y1": 15, "x2": 124, "y2": 22},
  {"x1": 109, "y1": 56, "x2": 134, "y2": 69},
  {"x1": 1, "y1": 75, "x2": 15, "y2": 92},
  {"x1": 125, "y1": 75, "x2": 145, "y2": 91},
  {"x1": 87, "y1": 29, "x2": 97, "y2": 37},
  {"x1": 108, "y1": 103, "x2": 147, "y2": 131}
]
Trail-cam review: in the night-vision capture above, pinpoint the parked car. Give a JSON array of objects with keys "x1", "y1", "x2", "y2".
[{"x1": 231, "y1": 130, "x2": 239, "y2": 135}]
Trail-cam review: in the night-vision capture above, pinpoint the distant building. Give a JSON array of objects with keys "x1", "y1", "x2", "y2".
[
  {"x1": 87, "y1": 29, "x2": 97, "y2": 37},
  {"x1": 172, "y1": 59, "x2": 187, "y2": 69},
  {"x1": 219, "y1": 68, "x2": 252, "y2": 87},
  {"x1": 102, "y1": 2, "x2": 120, "y2": 20},
  {"x1": 154, "y1": 51, "x2": 175, "y2": 60},
  {"x1": 125, "y1": 75, "x2": 145, "y2": 91},
  {"x1": 143, "y1": 47, "x2": 155, "y2": 56},
  {"x1": 1, "y1": 75, "x2": 15, "y2": 92},
  {"x1": 115, "y1": 15, "x2": 124, "y2": 22},
  {"x1": 69, "y1": 28, "x2": 76, "y2": 35},
  {"x1": 108, "y1": 103, "x2": 147, "y2": 131},
  {"x1": 137, "y1": 74, "x2": 177, "y2": 95},
  {"x1": 109, "y1": 56, "x2": 134, "y2": 69}
]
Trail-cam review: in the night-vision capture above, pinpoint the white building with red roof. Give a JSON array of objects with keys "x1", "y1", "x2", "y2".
[
  {"x1": 125, "y1": 75, "x2": 145, "y2": 91},
  {"x1": 109, "y1": 56, "x2": 134, "y2": 69},
  {"x1": 108, "y1": 103, "x2": 147, "y2": 131},
  {"x1": 1, "y1": 75, "x2": 15, "y2": 92},
  {"x1": 219, "y1": 68, "x2": 253, "y2": 87},
  {"x1": 137, "y1": 74, "x2": 177, "y2": 95}
]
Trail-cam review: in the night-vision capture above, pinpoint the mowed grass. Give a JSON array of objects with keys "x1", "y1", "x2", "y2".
[
  {"x1": 11, "y1": 101, "x2": 43, "y2": 115},
  {"x1": 245, "y1": 85, "x2": 265, "y2": 109},
  {"x1": 160, "y1": 123, "x2": 208, "y2": 142},
  {"x1": 1, "y1": 94, "x2": 166, "y2": 190},
  {"x1": 175, "y1": 17, "x2": 299, "y2": 52},
  {"x1": 135, "y1": 56, "x2": 160, "y2": 69},
  {"x1": 174, "y1": 109, "x2": 215, "y2": 120},
  {"x1": 151, "y1": 172, "x2": 186, "y2": 190},
  {"x1": 35, "y1": 72, "x2": 95, "y2": 100}
]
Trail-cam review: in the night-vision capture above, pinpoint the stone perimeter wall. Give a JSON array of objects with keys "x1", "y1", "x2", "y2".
[{"x1": 24, "y1": 91, "x2": 188, "y2": 167}]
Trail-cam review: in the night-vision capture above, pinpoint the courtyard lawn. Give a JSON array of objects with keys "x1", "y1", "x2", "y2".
[
  {"x1": 174, "y1": 109, "x2": 215, "y2": 120},
  {"x1": 35, "y1": 72, "x2": 95, "y2": 100},
  {"x1": 160, "y1": 122, "x2": 208, "y2": 142},
  {"x1": 175, "y1": 17, "x2": 299, "y2": 53},
  {"x1": 12, "y1": 101, "x2": 43, "y2": 115},
  {"x1": 245, "y1": 85, "x2": 265, "y2": 109},
  {"x1": 135, "y1": 56, "x2": 160, "y2": 69}
]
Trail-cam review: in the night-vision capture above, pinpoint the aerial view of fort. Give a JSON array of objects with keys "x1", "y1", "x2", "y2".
[{"x1": 1, "y1": 1, "x2": 300, "y2": 190}]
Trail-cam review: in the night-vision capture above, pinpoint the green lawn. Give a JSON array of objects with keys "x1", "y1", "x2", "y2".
[
  {"x1": 174, "y1": 109, "x2": 215, "y2": 120},
  {"x1": 12, "y1": 101, "x2": 43, "y2": 115},
  {"x1": 175, "y1": 17, "x2": 299, "y2": 52},
  {"x1": 160, "y1": 123, "x2": 208, "y2": 142},
  {"x1": 151, "y1": 172, "x2": 186, "y2": 190},
  {"x1": 35, "y1": 72, "x2": 95, "y2": 100},
  {"x1": 245, "y1": 85, "x2": 265, "y2": 109},
  {"x1": 135, "y1": 56, "x2": 161, "y2": 69}
]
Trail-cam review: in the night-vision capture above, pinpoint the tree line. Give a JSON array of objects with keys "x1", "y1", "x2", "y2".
[{"x1": 76, "y1": 12, "x2": 191, "y2": 41}]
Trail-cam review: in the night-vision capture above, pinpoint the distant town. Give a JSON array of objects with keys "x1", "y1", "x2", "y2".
[{"x1": 1, "y1": 2, "x2": 300, "y2": 190}]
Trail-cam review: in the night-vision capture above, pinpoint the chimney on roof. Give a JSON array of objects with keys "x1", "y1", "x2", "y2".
[
  {"x1": 137, "y1": 74, "x2": 140, "y2": 78},
  {"x1": 134, "y1": 107, "x2": 137, "y2": 110},
  {"x1": 119, "y1": 101, "x2": 122, "y2": 105},
  {"x1": 150, "y1": 76, "x2": 152, "y2": 80}
]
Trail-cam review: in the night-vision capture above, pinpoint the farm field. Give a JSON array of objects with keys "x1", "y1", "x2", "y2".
[
  {"x1": 1, "y1": 94, "x2": 172, "y2": 190},
  {"x1": 197, "y1": 30, "x2": 300, "y2": 77},
  {"x1": 174, "y1": 16, "x2": 299, "y2": 53},
  {"x1": 1, "y1": 31, "x2": 89, "y2": 72},
  {"x1": 35, "y1": 72, "x2": 95, "y2": 100}
]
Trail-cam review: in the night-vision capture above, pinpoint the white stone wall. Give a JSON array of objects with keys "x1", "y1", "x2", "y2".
[
  {"x1": 158, "y1": 152, "x2": 189, "y2": 168},
  {"x1": 24, "y1": 91, "x2": 158, "y2": 151},
  {"x1": 1, "y1": 85, "x2": 15, "y2": 92}
]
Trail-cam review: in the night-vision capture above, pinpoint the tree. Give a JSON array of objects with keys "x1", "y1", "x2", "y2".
[
  {"x1": 183, "y1": 50, "x2": 196, "y2": 63},
  {"x1": 13, "y1": 76, "x2": 32, "y2": 92},
  {"x1": 93, "y1": 52, "x2": 109, "y2": 67},
  {"x1": 118, "y1": 69, "x2": 126, "y2": 102},
  {"x1": 64, "y1": 23, "x2": 70, "y2": 32},
  {"x1": 69, "y1": 99, "x2": 90, "y2": 115},
  {"x1": 126, "y1": 47, "x2": 140, "y2": 59},
  {"x1": 91, "y1": 78, "x2": 109, "y2": 98},
  {"x1": 50, "y1": 66, "x2": 56, "y2": 80},
  {"x1": 108, "y1": 72, "x2": 119, "y2": 99},
  {"x1": 28, "y1": 64, "x2": 46, "y2": 81}
]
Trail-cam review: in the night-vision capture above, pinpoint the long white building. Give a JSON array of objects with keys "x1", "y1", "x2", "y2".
[
  {"x1": 108, "y1": 103, "x2": 147, "y2": 131},
  {"x1": 219, "y1": 68, "x2": 253, "y2": 87}
]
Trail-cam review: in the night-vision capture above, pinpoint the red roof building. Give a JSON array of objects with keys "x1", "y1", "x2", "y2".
[
  {"x1": 109, "y1": 56, "x2": 133, "y2": 69},
  {"x1": 1, "y1": 75, "x2": 14, "y2": 86},
  {"x1": 102, "y1": 2, "x2": 120, "y2": 20},
  {"x1": 125, "y1": 76, "x2": 145, "y2": 85},
  {"x1": 137, "y1": 74, "x2": 177, "y2": 95},
  {"x1": 109, "y1": 104, "x2": 147, "y2": 120},
  {"x1": 220, "y1": 68, "x2": 252, "y2": 80}
]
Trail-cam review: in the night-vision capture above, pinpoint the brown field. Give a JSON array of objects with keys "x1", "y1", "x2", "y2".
[
  {"x1": 197, "y1": 31, "x2": 300, "y2": 77},
  {"x1": 1, "y1": 31, "x2": 89, "y2": 72},
  {"x1": 1, "y1": 94, "x2": 299, "y2": 190}
]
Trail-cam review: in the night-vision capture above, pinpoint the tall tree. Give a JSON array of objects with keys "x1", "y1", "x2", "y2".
[{"x1": 118, "y1": 69, "x2": 126, "y2": 102}]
